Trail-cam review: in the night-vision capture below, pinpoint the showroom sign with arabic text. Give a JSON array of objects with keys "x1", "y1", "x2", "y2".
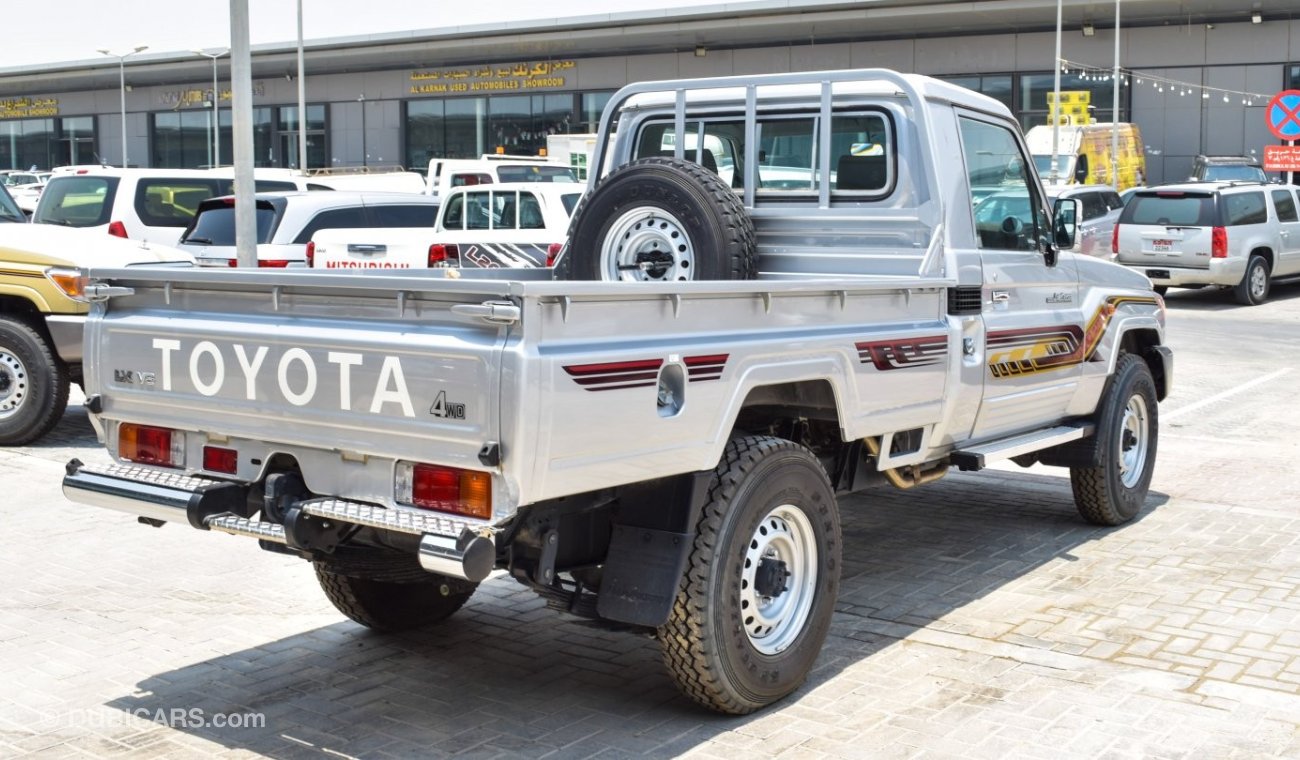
[{"x1": 409, "y1": 61, "x2": 576, "y2": 95}]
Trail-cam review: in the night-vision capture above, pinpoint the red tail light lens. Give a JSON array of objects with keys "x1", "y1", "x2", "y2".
[
  {"x1": 203, "y1": 445, "x2": 238, "y2": 474},
  {"x1": 225, "y1": 259, "x2": 238, "y2": 268},
  {"x1": 107, "y1": 221, "x2": 128, "y2": 238},
  {"x1": 1211, "y1": 226, "x2": 1228, "y2": 258},
  {"x1": 395, "y1": 462, "x2": 492, "y2": 519},
  {"x1": 305, "y1": 241, "x2": 315, "y2": 267},
  {"x1": 428, "y1": 244, "x2": 459, "y2": 267},
  {"x1": 546, "y1": 242, "x2": 564, "y2": 267},
  {"x1": 258, "y1": 259, "x2": 291, "y2": 268},
  {"x1": 1111, "y1": 224, "x2": 1120, "y2": 255},
  {"x1": 119, "y1": 423, "x2": 184, "y2": 468}
]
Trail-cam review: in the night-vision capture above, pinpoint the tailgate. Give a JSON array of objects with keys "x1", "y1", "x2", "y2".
[
  {"x1": 1128, "y1": 225, "x2": 1213, "y2": 268},
  {"x1": 1118, "y1": 191, "x2": 1217, "y2": 269},
  {"x1": 84, "y1": 269, "x2": 510, "y2": 487},
  {"x1": 311, "y1": 228, "x2": 431, "y2": 270}
]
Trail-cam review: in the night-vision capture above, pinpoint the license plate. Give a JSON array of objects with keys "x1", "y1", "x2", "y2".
[
  {"x1": 1146, "y1": 269, "x2": 1169, "y2": 280},
  {"x1": 1151, "y1": 239, "x2": 1173, "y2": 252}
]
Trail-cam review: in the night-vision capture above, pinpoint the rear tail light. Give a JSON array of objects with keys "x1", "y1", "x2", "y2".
[
  {"x1": 428, "y1": 243, "x2": 459, "y2": 267},
  {"x1": 257, "y1": 259, "x2": 291, "y2": 268},
  {"x1": 546, "y1": 242, "x2": 564, "y2": 267},
  {"x1": 305, "y1": 241, "x2": 315, "y2": 267},
  {"x1": 1211, "y1": 226, "x2": 1228, "y2": 258},
  {"x1": 1111, "y1": 224, "x2": 1120, "y2": 255},
  {"x1": 203, "y1": 445, "x2": 238, "y2": 474},
  {"x1": 119, "y1": 423, "x2": 184, "y2": 468},
  {"x1": 395, "y1": 462, "x2": 492, "y2": 519},
  {"x1": 107, "y1": 221, "x2": 128, "y2": 238},
  {"x1": 225, "y1": 259, "x2": 238, "y2": 268}
]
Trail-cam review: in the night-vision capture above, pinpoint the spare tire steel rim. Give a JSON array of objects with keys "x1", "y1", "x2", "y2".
[
  {"x1": 0, "y1": 350, "x2": 27, "y2": 419},
  {"x1": 601, "y1": 207, "x2": 695, "y2": 281},
  {"x1": 740, "y1": 504, "x2": 818, "y2": 655}
]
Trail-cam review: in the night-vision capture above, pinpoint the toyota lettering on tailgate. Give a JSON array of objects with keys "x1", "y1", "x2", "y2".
[{"x1": 148, "y1": 339, "x2": 417, "y2": 416}]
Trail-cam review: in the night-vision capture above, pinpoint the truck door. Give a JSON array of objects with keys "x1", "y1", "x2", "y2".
[{"x1": 958, "y1": 114, "x2": 1082, "y2": 440}]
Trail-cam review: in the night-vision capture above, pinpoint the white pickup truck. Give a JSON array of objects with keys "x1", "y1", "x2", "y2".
[
  {"x1": 61, "y1": 69, "x2": 1170, "y2": 715},
  {"x1": 309, "y1": 182, "x2": 582, "y2": 270}
]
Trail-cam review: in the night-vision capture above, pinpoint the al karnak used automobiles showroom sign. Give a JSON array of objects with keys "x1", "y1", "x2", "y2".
[
  {"x1": 0, "y1": 97, "x2": 59, "y2": 119},
  {"x1": 409, "y1": 60, "x2": 576, "y2": 94}
]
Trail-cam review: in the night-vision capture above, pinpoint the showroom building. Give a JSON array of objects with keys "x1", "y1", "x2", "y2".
[{"x1": 0, "y1": 0, "x2": 1298, "y2": 184}]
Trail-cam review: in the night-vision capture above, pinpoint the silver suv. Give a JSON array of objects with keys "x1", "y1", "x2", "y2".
[
  {"x1": 177, "y1": 191, "x2": 440, "y2": 267},
  {"x1": 1114, "y1": 181, "x2": 1300, "y2": 305}
]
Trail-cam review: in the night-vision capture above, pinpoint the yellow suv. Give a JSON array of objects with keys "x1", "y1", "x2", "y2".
[{"x1": 0, "y1": 184, "x2": 192, "y2": 444}]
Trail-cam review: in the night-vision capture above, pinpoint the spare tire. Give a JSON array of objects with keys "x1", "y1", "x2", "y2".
[{"x1": 555, "y1": 157, "x2": 756, "y2": 281}]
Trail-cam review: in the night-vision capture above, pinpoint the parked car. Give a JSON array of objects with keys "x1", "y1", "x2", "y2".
[
  {"x1": 975, "y1": 184, "x2": 1122, "y2": 259},
  {"x1": 1114, "y1": 181, "x2": 1300, "y2": 304},
  {"x1": 1188, "y1": 155, "x2": 1269, "y2": 184},
  {"x1": 32, "y1": 168, "x2": 319, "y2": 247},
  {"x1": 177, "y1": 190, "x2": 441, "y2": 267},
  {"x1": 9, "y1": 181, "x2": 45, "y2": 217},
  {"x1": 309, "y1": 182, "x2": 582, "y2": 269},
  {"x1": 426, "y1": 155, "x2": 578, "y2": 200}
]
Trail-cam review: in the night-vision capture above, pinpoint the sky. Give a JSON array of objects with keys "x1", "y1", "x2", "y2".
[{"x1": 4, "y1": 0, "x2": 714, "y2": 68}]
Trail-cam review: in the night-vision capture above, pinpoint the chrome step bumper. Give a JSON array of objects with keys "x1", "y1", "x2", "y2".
[{"x1": 63, "y1": 460, "x2": 495, "y2": 582}]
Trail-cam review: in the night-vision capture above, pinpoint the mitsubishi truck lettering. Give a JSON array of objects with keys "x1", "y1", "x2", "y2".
[
  {"x1": 149, "y1": 338, "x2": 416, "y2": 416},
  {"x1": 62, "y1": 68, "x2": 1171, "y2": 717}
]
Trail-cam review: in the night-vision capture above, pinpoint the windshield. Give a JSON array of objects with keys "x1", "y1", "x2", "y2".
[
  {"x1": 1033, "y1": 154, "x2": 1074, "y2": 180},
  {"x1": 1202, "y1": 164, "x2": 1267, "y2": 183},
  {"x1": 0, "y1": 185, "x2": 24, "y2": 222},
  {"x1": 495, "y1": 165, "x2": 577, "y2": 184}
]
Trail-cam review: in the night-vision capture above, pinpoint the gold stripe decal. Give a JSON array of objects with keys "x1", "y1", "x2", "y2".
[{"x1": 988, "y1": 295, "x2": 1158, "y2": 378}]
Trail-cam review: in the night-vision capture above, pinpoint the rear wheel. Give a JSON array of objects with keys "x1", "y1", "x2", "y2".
[
  {"x1": 1233, "y1": 254, "x2": 1269, "y2": 305},
  {"x1": 556, "y1": 157, "x2": 755, "y2": 281},
  {"x1": 0, "y1": 317, "x2": 69, "y2": 446},
  {"x1": 658, "y1": 436, "x2": 840, "y2": 714}
]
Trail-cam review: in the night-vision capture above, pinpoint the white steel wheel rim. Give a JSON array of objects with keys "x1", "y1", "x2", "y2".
[
  {"x1": 1249, "y1": 263, "x2": 1267, "y2": 299},
  {"x1": 601, "y1": 207, "x2": 694, "y2": 282},
  {"x1": 740, "y1": 504, "x2": 819, "y2": 655},
  {"x1": 1118, "y1": 394, "x2": 1150, "y2": 489},
  {"x1": 0, "y1": 350, "x2": 27, "y2": 419}
]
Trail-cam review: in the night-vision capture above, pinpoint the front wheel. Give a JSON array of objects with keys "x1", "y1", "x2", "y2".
[
  {"x1": 1071, "y1": 353, "x2": 1159, "y2": 526},
  {"x1": 0, "y1": 317, "x2": 69, "y2": 446},
  {"x1": 1233, "y1": 254, "x2": 1270, "y2": 305},
  {"x1": 658, "y1": 436, "x2": 841, "y2": 714}
]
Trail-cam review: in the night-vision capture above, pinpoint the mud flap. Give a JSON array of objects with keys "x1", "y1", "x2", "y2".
[{"x1": 597, "y1": 525, "x2": 693, "y2": 627}]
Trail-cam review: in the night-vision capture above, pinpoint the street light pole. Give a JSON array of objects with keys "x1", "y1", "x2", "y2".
[
  {"x1": 192, "y1": 48, "x2": 229, "y2": 168},
  {"x1": 297, "y1": 0, "x2": 308, "y2": 171},
  {"x1": 97, "y1": 45, "x2": 148, "y2": 168}
]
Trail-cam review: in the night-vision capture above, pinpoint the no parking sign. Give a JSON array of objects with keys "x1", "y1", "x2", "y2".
[{"x1": 1265, "y1": 90, "x2": 1300, "y2": 171}]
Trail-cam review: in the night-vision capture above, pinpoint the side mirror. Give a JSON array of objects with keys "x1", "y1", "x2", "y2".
[{"x1": 1053, "y1": 197, "x2": 1079, "y2": 251}]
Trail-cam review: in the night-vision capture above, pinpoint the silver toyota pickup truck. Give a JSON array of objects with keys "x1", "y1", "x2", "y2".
[{"x1": 62, "y1": 69, "x2": 1171, "y2": 715}]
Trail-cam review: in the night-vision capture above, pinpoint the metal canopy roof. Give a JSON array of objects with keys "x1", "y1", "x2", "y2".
[{"x1": 1, "y1": 0, "x2": 1294, "y2": 96}]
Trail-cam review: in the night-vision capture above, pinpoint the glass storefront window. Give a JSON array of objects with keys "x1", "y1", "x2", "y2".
[
  {"x1": 152, "y1": 106, "x2": 310, "y2": 169},
  {"x1": 407, "y1": 93, "x2": 592, "y2": 168},
  {"x1": 938, "y1": 75, "x2": 1013, "y2": 110},
  {"x1": 0, "y1": 118, "x2": 56, "y2": 171},
  {"x1": 581, "y1": 92, "x2": 613, "y2": 132},
  {"x1": 1020, "y1": 71, "x2": 1124, "y2": 130}
]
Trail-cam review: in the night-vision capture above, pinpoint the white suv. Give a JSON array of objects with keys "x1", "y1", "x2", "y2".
[
  {"x1": 1114, "y1": 181, "x2": 1300, "y2": 305},
  {"x1": 177, "y1": 191, "x2": 441, "y2": 267}
]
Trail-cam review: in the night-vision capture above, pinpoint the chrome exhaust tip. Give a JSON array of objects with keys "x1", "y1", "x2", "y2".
[{"x1": 418, "y1": 530, "x2": 495, "y2": 583}]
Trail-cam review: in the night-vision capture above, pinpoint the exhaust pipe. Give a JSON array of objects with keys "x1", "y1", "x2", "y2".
[{"x1": 419, "y1": 530, "x2": 495, "y2": 583}]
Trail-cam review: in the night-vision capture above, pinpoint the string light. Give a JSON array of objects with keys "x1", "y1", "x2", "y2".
[{"x1": 1058, "y1": 57, "x2": 1271, "y2": 104}]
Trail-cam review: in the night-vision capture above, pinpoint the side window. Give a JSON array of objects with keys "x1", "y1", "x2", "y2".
[
  {"x1": 831, "y1": 113, "x2": 893, "y2": 195},
  {"x1": 465, "y1": 190, "x2": 492, "y2": 230},
  {"x1": 633, "y1": 119, "x2": 743, "y2": 189},
  {"x1": 1271, "y1": 190, "x2": 1298, "y2": 223},
  {"x1": 135, "y1": 179, "x2": 223, "y2": 227},
  {"x1": 960, "y1": 117, "x2": 1043, "y2": 252},
  {"x1": 1103, "y1": 191, "x2": 1123, "y2": 210},
  {"x1": 451, "y1": 172, "x2": 491, "y2": 188},
  {"x1": 1224, "y1": 192, "x2": 1268, "y2": 226},
  {"x1": 371, "y1": 203, "x2": 439, "y2": 227},
  {"x1": 442, "y1": 194, "x2": 464, "y2": 229},
  {"x1": 1081, "y1": 192, "x2": 1107, "y2": 221},
  {"x1": 293, "y1": 206, "x2": 369, "y2": 243},
  {"x1": 255, "y1": 180, "x2": 298, "y2": 192}
]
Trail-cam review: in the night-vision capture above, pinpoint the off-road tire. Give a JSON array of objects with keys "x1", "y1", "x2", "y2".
[
  {"x1": 1233, "y1": 254, "x2": 1269, "y2": 306},
  {"x1": 555, "y1": 157, "x2": 756, "y2": 281},
  {"x1": 0, "y1": 316, "x2": 69, "y2": 446},
  {"x1": 313, "y1": 562, "x2": 476, "y2": 632},
  {"x1": 1071, "y1": 353, "x2": 1159, "y2": 526},
  {"x1": 659, "y1": 435, "x2": 841, "y2": 714}
]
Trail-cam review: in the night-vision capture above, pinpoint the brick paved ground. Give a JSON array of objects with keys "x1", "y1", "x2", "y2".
[{"x1": 1, "y1": 285, "x2": 1298, "y2": 758}]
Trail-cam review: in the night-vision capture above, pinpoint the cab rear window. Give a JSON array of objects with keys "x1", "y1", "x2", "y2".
[
  {"x1": 1119, "y1": 193, "x2": 1216, "y2": 227},
  {"x1": 34, "y1": 176, "x2": 118, "y2": 227}
]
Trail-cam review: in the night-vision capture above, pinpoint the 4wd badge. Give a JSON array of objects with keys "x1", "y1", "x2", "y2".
[{"x1": 430, "y1": 391, "x2": 466, "y2": 419}]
